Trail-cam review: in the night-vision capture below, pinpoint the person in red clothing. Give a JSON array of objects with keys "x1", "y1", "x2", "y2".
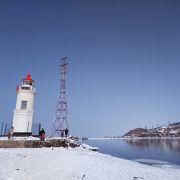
[
  {"x1": 8, "y1": 126, "x2": 14, "y2": 140},
  {"x1": 39, "y1": 128, "x2": 45, "y2": 141},
  {"x1": 41, "y1": 132, "x2": 45, "y2": 141}
]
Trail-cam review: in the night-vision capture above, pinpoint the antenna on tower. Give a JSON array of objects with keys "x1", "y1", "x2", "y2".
[{"x1": 51, "y1": 57, "x2": 69, "y2": 137}]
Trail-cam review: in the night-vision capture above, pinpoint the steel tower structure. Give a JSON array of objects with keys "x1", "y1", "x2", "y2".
[{"x1": 51, "y1": 57, "x2": 69, "y2": 136}]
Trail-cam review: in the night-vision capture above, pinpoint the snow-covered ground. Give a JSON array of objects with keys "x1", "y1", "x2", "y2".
[
  {"x1": 0, "y1": 147, "x2": 180, "y2": 180},
  {"x1": 0, "y1": 136, "x2": 40, "y2": 141}
]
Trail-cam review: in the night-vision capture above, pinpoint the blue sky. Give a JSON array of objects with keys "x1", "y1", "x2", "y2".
[{"x1": 0, "y1": 0, "x2": 180, "y2": 137}]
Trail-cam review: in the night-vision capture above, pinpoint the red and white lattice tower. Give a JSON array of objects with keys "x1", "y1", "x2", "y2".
[{"x1": 51, "y1": 57, "x2": 69, "y2": 136}]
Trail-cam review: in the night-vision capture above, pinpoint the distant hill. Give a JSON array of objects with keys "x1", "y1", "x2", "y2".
[
  {"x1": 123, "y1": 128, "x2": 148, "y2": 137},
  {"x1": 123, "y1": 122, "x2": 180, "y2": 138},
  {"x1": 170, "y1": 122, "x2": 180, "y2": 126}
]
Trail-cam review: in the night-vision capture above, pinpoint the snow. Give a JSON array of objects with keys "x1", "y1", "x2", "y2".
[
  {"x1": 0, "y1": 137, "x2": 8, "y2": 141},
  {"x1": 0, "y1": 136, "x2": 40, "y2": 141},
  {"x1": 134, "y1": 159, "x2": 180, "y2": 169},
  {"x1": 0, "y1": 147, "x2": 180, "y2": 180},
  {"x1": 81, "y1": 143, "x2": 99, "y2": 151}
]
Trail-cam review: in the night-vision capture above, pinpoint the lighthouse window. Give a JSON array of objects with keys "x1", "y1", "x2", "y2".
[
  {"x1": 21, "y1": 101, "x2": 27, "y2": 110},
  {"x1": 22, "y1": 86, "x2": 30, "y2": 90},
  {"x1": 23, "y1": 81, "x2": 28, "y2": 85},
  {"x1": 23, "y1": 81, "x2": 32, "y2": 85}
]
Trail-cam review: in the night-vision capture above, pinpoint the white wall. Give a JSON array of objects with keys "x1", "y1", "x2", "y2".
[
  {"x1": 13, "y1": 110, "x2": 33, "y2": 133},
  {"x1": 13, "y1": 88, "x2": 35, "y2": 133}
]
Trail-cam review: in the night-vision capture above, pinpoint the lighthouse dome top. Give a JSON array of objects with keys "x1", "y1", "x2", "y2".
[
  {"x1": 23, "y1": 74, "x2": 34, "y2": 82},
  {"x1": 21, "y1": 73, "x2": 35, "y2": 89}
]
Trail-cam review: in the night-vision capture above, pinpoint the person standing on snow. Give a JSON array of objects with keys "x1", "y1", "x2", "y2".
[
  {"x1": 8, "y1": 126, "x2": 14, "y2": 140},
  {"x1": 39, "y1": 128, "x2": 45, "y2": 141},
  {"x1": 61, "y1": 129, "x2": 64, "y2": 137},
  {"x1": 65, "y1": 128, "x2": 69, "y2": 138}
]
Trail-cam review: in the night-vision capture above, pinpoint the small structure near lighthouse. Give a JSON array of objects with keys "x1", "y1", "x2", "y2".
[{"x1": 12, "y1": 74, "x2": 36, "y2": 136}]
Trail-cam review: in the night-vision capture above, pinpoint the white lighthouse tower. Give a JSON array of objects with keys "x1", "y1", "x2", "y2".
[{"x1": 12, "y1": 74, "x2": 36, "y2": 136}]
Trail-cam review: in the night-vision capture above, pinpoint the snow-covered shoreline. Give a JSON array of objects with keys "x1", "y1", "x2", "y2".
[{"x1": 0, "y1": 146, "x2": 180, "y2": 180}]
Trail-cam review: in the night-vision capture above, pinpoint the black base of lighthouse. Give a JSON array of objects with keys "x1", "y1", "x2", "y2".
[{"x1": 13, "y1": 132, "x2": 32, "y2": 137}]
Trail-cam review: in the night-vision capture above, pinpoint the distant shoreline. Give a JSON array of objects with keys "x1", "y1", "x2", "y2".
[{"x1": 88, "y1": 137, "x2": 180, "y2": 140}]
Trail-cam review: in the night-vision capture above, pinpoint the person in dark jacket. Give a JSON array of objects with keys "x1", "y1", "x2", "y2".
[
  {"x1": 61, "y1": 129, "x2": 64, "y2": 137},
  {"x1": 39, "y1": 128, "x2": 45, "y2": 141},
  {"x1": 65, "y1": 128, "x2": 69, "y2": 138}
]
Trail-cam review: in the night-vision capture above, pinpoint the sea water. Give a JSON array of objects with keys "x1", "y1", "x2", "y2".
[{"x1": 83, "y1": 138, "x2": 180, "y2": 166}]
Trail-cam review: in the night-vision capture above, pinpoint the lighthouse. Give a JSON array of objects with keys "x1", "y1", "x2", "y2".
[{"x1": 12, "y1": 74, "x2": 36, "y2": 136}]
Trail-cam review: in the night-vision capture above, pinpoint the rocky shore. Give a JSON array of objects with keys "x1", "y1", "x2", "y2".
[{"x1": 0, "y1": 137, "x2": 79, "y2": 148}]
